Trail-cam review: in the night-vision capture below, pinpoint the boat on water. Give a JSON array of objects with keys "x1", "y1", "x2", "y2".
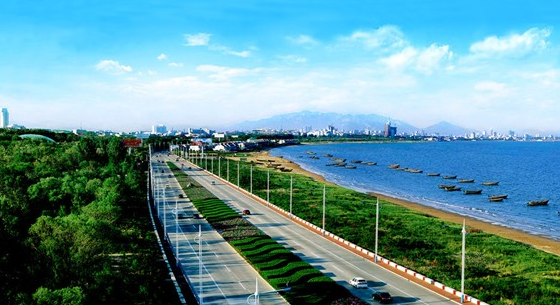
[
  {"x1": 445, "y1": 186, "x2": 462, "y2": 191},
  {"x1": 489, "y1": 194, "x2": 508, "y2": 200},
  {"x1": 364, "y1": 162, "x2": 377, "y2": 165},
  {"x1": 345, "y1": 165, "x2": 357, "y2": 169},
  {"x1": 458, "y1": 179, "x2": 475, "y2": 183},
  {"x1": 388, "y1": 164, "x2": 400, "y2": 169},
  {"x1": 405, "y1": 168, "x2": 423, "y2": 173},
  {"x1": 442, "y1": 175, "x2": 457, "y2": 179},
  {"x1": 482, "y1": 181, "x2": 500, "y2": 186},
  {"x1": 488, "y1": 197, "x2": 504, "y2": 202},
  {"x1": 322, "y1": 154, "x2": 333, "y2": 157},
  {"x1": 333, "y1": 162, "x2": 347, "y2": 167},
  {"x1": 427, "y1": 173, "x2": 440, "y2": 176},
  {"x1": 331, "y1": 158, "x2": 346, "y2": 162},
  {"x1": 309, "y1": 156, "x2": 320, "y2": 159},
  {"x1": 438, "y1": 184, "x2": 456, "y2": 189},
  {"x1": 351, "y1": 160, "x2": 363, "y2": 164},
  {"x1": 463, "y1": 189, "x2": 483, "y2": 195},
  {"x1": 527, "y1": 199, "x2": 549, "y2": 206},
  {"x1": 306, "y1": 151, "x2": 316, "y2": 155}
]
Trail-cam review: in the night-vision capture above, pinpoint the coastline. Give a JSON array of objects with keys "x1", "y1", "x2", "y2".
[{"x1": 253, "y1": 150, "x2": 560, "y2": 257}]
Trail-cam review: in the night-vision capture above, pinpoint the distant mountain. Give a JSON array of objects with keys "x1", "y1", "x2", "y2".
[
  {"x1": 423, "y1": 121, "x2": 471, "y2": 136},
  {"x1": 230, "y1": 111, "x2": 418, "y2": 134}
]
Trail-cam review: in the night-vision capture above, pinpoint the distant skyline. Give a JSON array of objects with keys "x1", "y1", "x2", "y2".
[{"x1": 1, "y1": 1, "x2": 560, "y2": 134}]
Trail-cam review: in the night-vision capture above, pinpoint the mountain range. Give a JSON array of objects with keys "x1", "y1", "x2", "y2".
[{"x1": 230, "y1": 111, "x2": 472, "y2": 136}]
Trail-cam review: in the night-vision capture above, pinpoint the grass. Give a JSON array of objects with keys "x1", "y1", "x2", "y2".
[
  {"x1": 190, "y1": 155, "x2": 560, "y2": 305},
  {"x1": 167, "y1": 162, "x2": 364, "y2": 305}
]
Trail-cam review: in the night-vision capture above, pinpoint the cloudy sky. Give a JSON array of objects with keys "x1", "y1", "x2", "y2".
[{"x1": 1, "y1": 1, "x2": 559, "y2": 133}]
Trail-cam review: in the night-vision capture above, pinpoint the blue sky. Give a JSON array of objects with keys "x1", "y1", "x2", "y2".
[{"x1": 1, "y1": 1, "x2": 559, "y2": 133}]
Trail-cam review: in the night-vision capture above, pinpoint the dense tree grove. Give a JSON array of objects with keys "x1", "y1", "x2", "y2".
[{"x1": 0, "y1": 130, "x2": 178, "y2": 305}]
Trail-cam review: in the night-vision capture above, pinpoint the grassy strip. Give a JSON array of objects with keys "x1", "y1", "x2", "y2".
[
  {"x1": 191, "y1": 155, "x2": 560, "y2": 305},
  {"x1": 167, "y1": 162, "x2": 365, "y2": 305}
]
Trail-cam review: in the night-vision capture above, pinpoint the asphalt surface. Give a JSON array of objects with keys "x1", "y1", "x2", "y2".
[
  {"x1": 168, "y1": 155, "x2": 460, "y2": 305},
  {"x1": 151, "y1": 154, "x2": 289, "y2": 305}
]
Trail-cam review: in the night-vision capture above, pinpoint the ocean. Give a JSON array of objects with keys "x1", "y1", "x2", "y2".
[{"x1": 270, "y1": 141, "x2": 560, "y2": 241}]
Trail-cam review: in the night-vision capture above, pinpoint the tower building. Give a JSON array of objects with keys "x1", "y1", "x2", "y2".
[{"x1": 1, "y1": 108, "x2": 8, "y2": 128}]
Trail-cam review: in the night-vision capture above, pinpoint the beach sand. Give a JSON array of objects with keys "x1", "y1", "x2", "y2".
[{"x1": 249, "y1": 150, "x2": 560, "y2": 257}]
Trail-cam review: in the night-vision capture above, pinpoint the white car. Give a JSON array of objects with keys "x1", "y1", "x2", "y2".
[{"x1": 350, "y1": 277, "x2": 368, "y2": 289}]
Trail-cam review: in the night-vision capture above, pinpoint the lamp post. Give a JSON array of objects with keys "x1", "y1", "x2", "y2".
[
  {"x1": 246, "y1": 277, "x2": 260, "y2": 305},
  {"x1": 289, "y1": 176, "x2": 293, "y2": 219},
  {"x1": 237, "y1": 161, "x2": 240, "y2": 189},
  {"x1": 266, "y1": 169, "x2": 270, "y2": 207},
  {"x1": 175, "y1": 196, "x2": 179, "y2": 267},
  {"x1": 322, "y1": 185, "x2": 326, "y2": 237},
  {"x1": 375, "y1": 197, "x2": 379, "y2": 263},
  {"x1": 194, "y1": 225, "x2": 203, "y2": 305},
  {"x1": 461, "y1": 219, "x2": 466, "y2": 303},
  {"x1": 250, "y1": 163, "x2": 253, "y2": 195}
]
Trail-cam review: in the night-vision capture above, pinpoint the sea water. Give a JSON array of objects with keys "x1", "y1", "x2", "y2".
[{"x1": 270, "y1": 141, "x2": 560, "y2": 241}]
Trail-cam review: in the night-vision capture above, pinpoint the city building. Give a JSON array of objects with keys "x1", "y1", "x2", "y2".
[
  {"x1": 152, "y1": 124, "x2": 167, "y2": 135},
  {"x1": 384, "y1": 121, "x2": 397, "y2": 137},
  {"x1": 1, "y1": 108, "x2": 9, "y2": 128}
]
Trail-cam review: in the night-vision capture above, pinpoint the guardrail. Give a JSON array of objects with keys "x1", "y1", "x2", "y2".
[{"x1": 187, "y1": 158, "x2": 489, "y2": 305}]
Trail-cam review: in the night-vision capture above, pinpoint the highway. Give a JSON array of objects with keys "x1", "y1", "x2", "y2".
[
  {"x1": 167, "y1": 155, "x2": 460, "y2": 305},
  {"x1": 151, "y1": 154, "x2": 289, "y2": 305}
]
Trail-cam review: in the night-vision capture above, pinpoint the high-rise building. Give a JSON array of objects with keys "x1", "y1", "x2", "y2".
[
  {"x1": 384, "y1": 121, "x2": 397, "y2": 137},
  {"x1": 1, "y1": 108, "x2": 8, "y2": 128}
]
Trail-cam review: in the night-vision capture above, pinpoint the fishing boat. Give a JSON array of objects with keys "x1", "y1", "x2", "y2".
[
  {"x1": 309, "y1": 156, "x2": 320, "y2": 159},
  {"x1": 445, "y1": 186, "x2": 462, "y2": 191},
  {"x1": 345, "y1": 165, "x2": 357, "y2": 169},
  {"x1": 463, "y1": 189, "x2": 482, "y2": 195},
  {"x1": 488, "y1": 197, "x2": 504, "y2": 202},
  {"x1": 331, "y1": 158, "x2": 346, "y2": 162},
  {"x1": 351, "y1": 160, "x2": 363, "y2": 164},
  {"x1": 527, "y1": 199, "x2": 549, "y2": 206},
  {"x1": 442, "y1": 175, "x2": 457, "y2": 179},
  {"x1": 458, "y1": 179, "x2": 475, "y2": 183},
  {"x1": 489, "y1": 194, "x2": 508, "y2": 200},
  {"x1": 482, "y1": 181, "x2": 500, "y2": 186},
  {"x1": 333, "y1": 162, "x2": 347, "y2": 167},
  {"x1": 426, "y1": 173, "x2": 441, "y2": 176},
  {"x1": 364, "y1": 162, "x2": 377, "y2": 165},
  {"x1": 388, "y1": 164, "x2": 400, "y2": 169},
  {"x1": 438, "y1": 184, "x2": 456, "y2": 189},
  {"x1": 322, "y1": 154, "x2": 333, "y2": 157},
  {"x1": 407, "y1": 169, "x2": 423, "y2": 173}
]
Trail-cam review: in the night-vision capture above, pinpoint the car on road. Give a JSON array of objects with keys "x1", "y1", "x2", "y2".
[
  {"x1": 242, "y1": 209, "x2": 251, "y2": 215},
  {"x1": 211, "y1": 181, "x2": 215, "y2": 185},
  {"x1": 350, "y1": 277, "x2": 368, "y2": 289},
  {"x1": 372, "y1": 291, "x2": 393, "y2": 303}
]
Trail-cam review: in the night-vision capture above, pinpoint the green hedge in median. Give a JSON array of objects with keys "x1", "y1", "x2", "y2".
[{"x1": 167, "y1": 162, "x2": 365, "y2": 305}]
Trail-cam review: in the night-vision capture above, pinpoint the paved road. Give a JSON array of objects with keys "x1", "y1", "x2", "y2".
[
  {"x1": 151, "y1": 154, "x2": 289, "y2": 305},
  {"x1": 172, "y1": 156, "x2": 459, "y2": 305}
]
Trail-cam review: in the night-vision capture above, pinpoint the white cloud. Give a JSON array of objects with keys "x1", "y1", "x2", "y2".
[
  {"x1": 474, "y1": 81, "x2": 511, "y2": 96},
  {"x1": 223, "y1": 49, "x2": 251, "y2": 58},
  {"x1": 416, "y1": 44, "x2": 453, "y2": 74},
  {"x1": 379, "y1": 44, "x2": 453, "y2": 74},
  {"x1": 157, "y1": 53, "x2": 167, "y2": 61},
  {"x1": 278, "y1": 55, "x2": 307, "y2": 64},
  {"x1": 286, "y1": 34, "x2": 318, "y2": 46},
  {"x1": 168, "y1": 62, "x2": 184, "y2": 67},
  {"x1": 95, "y1": 60, "x2": 133, "y2": 75},
  {"x1": 184, "y1": 33, "x2": 211, "y2": 46},
  {"x1": 470, "y1": 27, "x2": 552, "y2": 57},
  {"x1": 195, "y1": 64, "x2": 261, "y2": 80},
  {"x1": 338, "y1": 26, "x2": 406, "y2": 50}
]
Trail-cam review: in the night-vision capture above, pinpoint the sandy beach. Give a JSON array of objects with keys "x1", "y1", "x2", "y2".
[{"x1": 248, "y1": 150, "x2": 560, "y2": 256}]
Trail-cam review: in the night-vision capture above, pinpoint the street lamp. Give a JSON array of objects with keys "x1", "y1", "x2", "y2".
[
  {"x1": 194, "y1": 225, "x2": 204, "y2": 305},
  {"x1": 266, "y1": 169, "x2": 270, "y2": 207},
  {"x1": 461, "y1": 219, "x2": 466, "y2": 303},
  {"x1": 375, "y1": 197, "x2": 379, "y2": 263},
  {"x1": 322, "y1": 185, "x2": 326, "y2": 237},
  {"x1": 289, "y1": 176, "x2": 293, "y2": 220}
]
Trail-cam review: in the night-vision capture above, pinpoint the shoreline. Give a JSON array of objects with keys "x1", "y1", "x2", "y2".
[{"x1": 252, "y1": 150, "x2": 560, "y2": 256}]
